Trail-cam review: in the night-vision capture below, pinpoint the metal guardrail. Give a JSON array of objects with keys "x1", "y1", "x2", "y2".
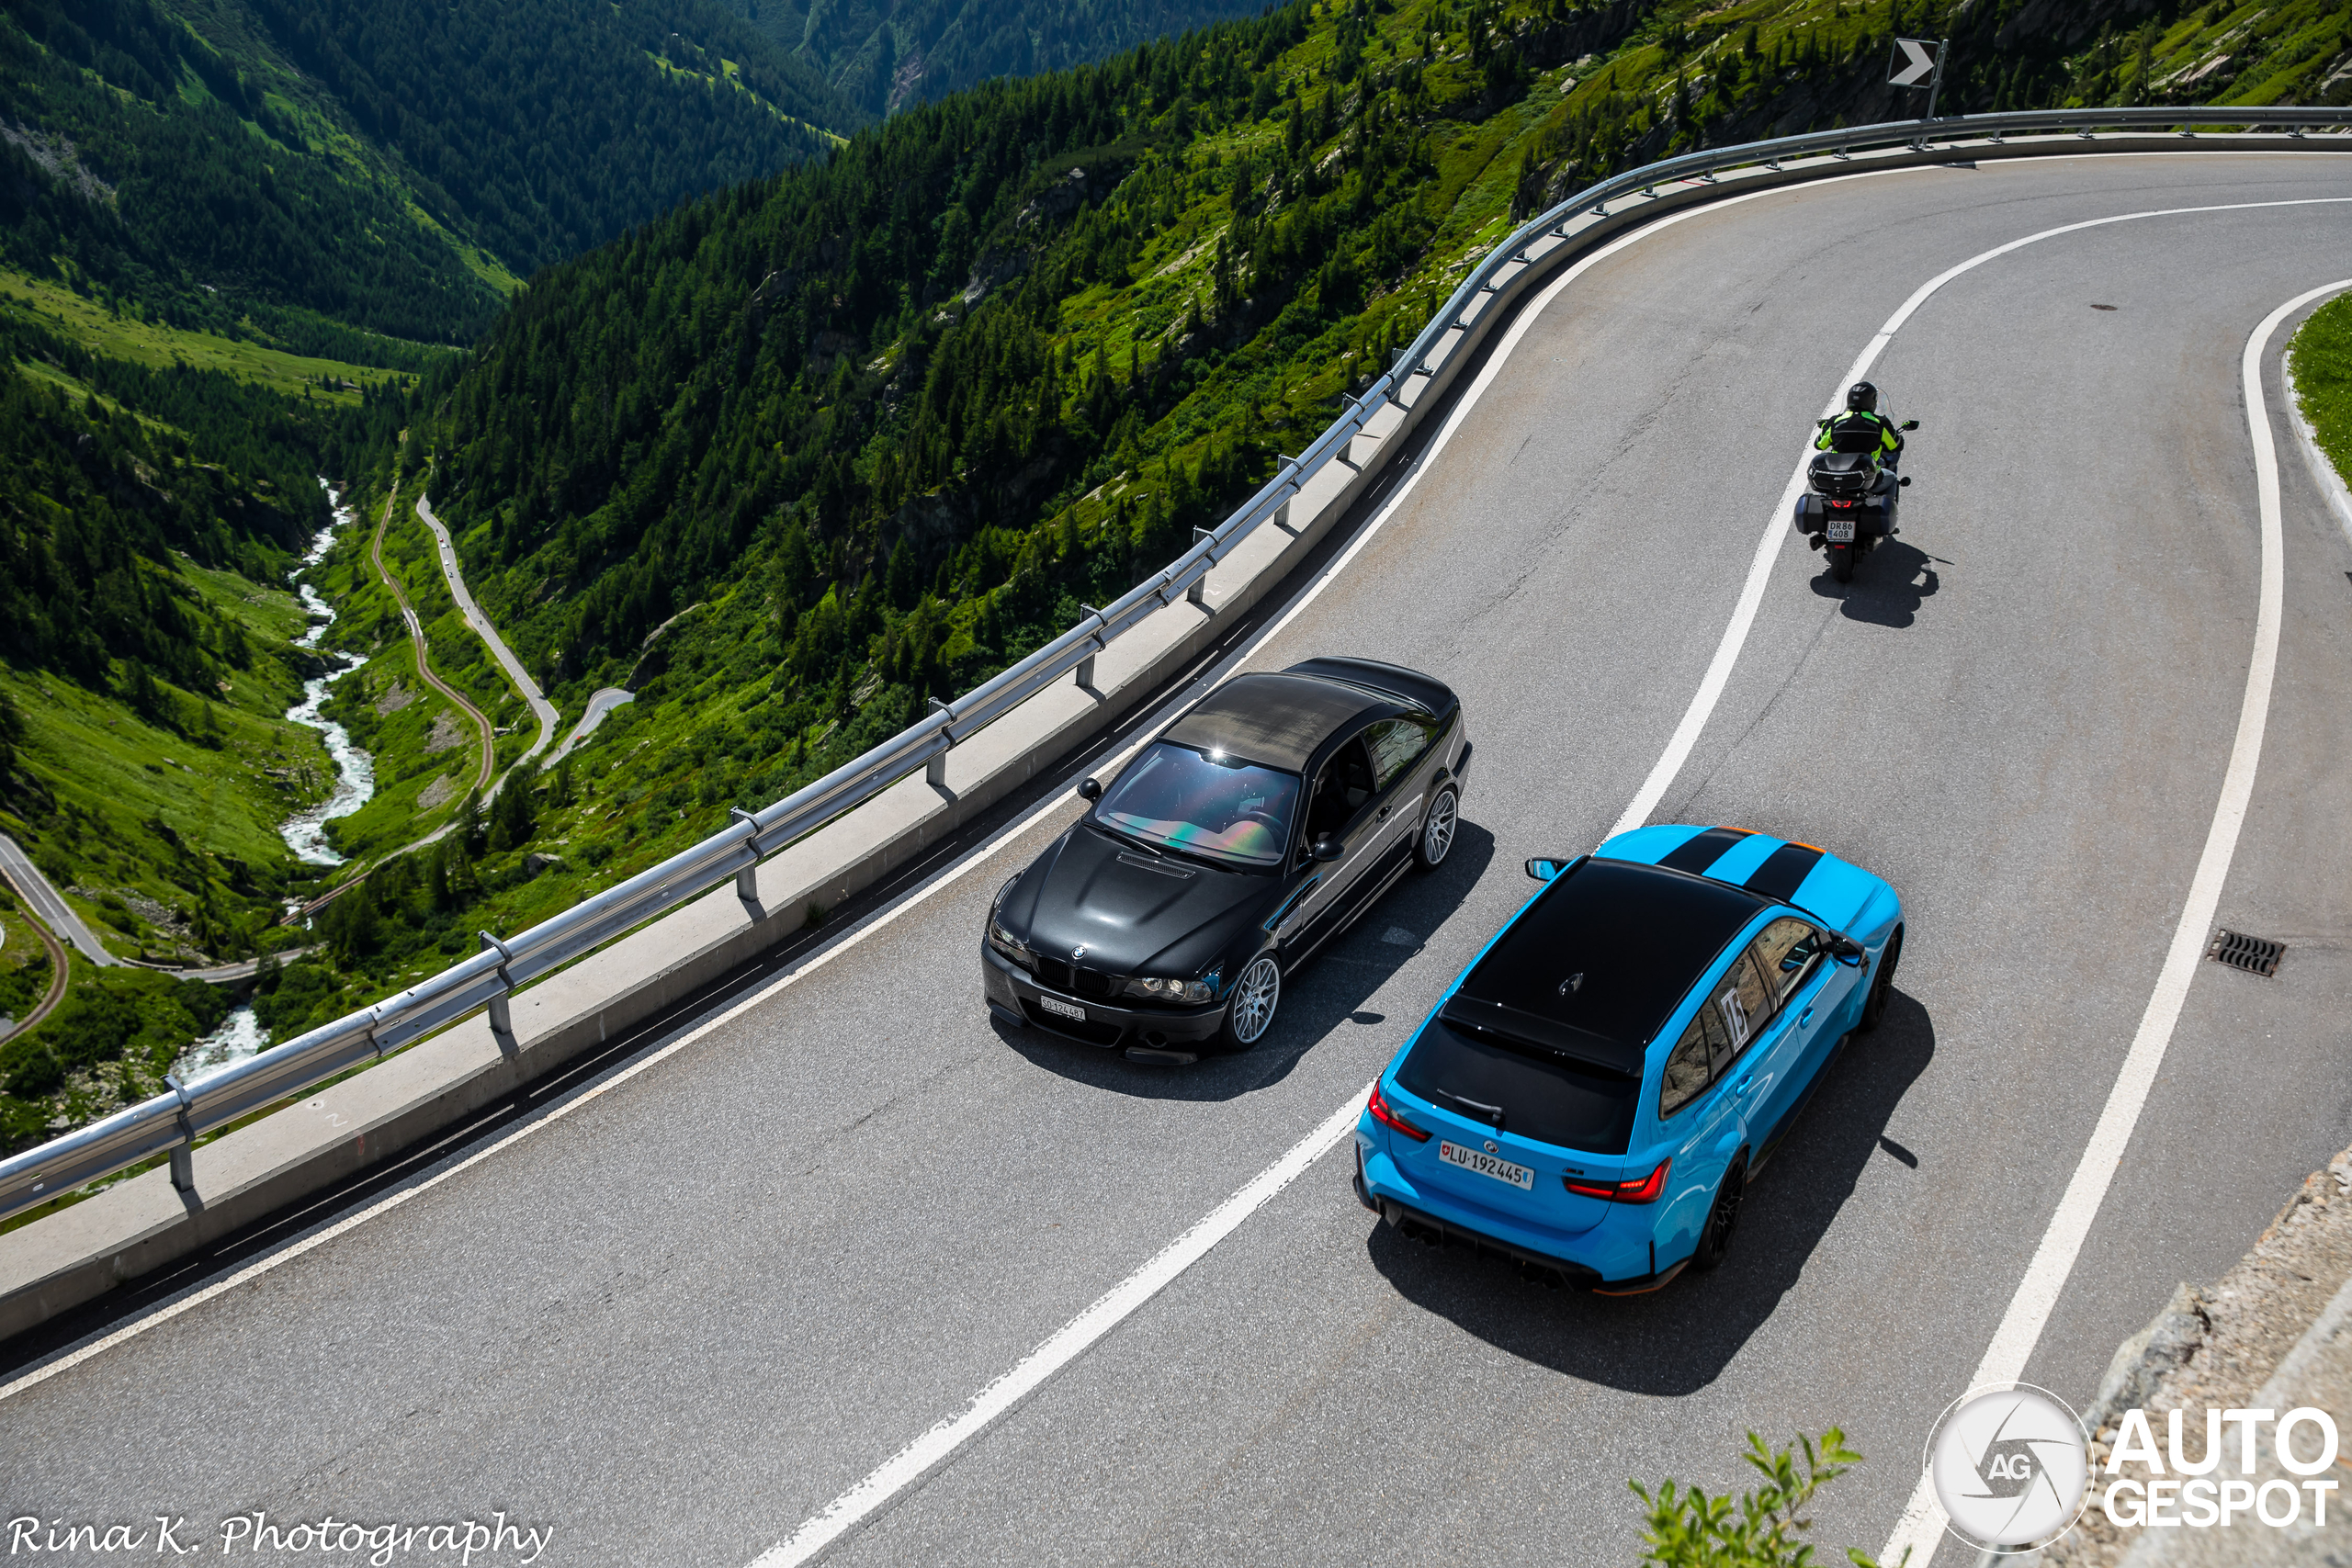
[{"x1": 4, "y1": 105, "x2": 2346, "y2": 1225}]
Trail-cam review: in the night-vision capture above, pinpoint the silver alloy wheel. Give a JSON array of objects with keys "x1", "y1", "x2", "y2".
[
  {"x1": 1420, "y1": 788, "x2": 1458, "y2": 866},
  {"x1": 1228, "y1": 954, "x2": 1281, "y2": 1044}
]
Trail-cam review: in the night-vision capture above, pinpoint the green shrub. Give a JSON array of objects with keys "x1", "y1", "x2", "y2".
[{"x1": 1632, "y1": 1430, "x2": 1900, "y2": 1568}]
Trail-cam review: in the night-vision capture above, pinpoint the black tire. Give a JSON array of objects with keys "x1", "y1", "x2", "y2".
[
  {"x1": 1830, "y1": 544, "x2": 1855, "y2": 583},
  {"x1": 1215, "y1": 952, "x2": 1281, "y2": 1052},
  {"x1": 1858, "y1": 926, "x2": 1904, "y2": 1033},
  {"x1": 1688, "y1": 1158, "x2": 1747, "y2": 1272},
  {"x1": 1412, "y1": 785, "x2": 1459, "y2": 872}
]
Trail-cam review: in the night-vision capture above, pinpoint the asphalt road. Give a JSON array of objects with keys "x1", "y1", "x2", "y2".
[
  {"x1": 416, "y1": 494, "x2": 561, "y2": 773},
  {"x1": 0, "y1": 830, "x2": 115, "y2": 966},
  {"x1": 369, "y1": 482, "x2": 498, "y2": 799},
  {"x1": 6, "y1": 154, "x2": 2352, "y2": 1568}
]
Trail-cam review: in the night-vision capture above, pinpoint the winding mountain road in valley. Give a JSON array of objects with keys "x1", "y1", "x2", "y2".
[
  {"x1": 368, "y1": 480, "x2": 496, "y2": 799},
  {"x1": 7, "y1": 154, "x2": 2352, "y2": 1568},
  {"x1": 415, "y1": 494, "x2": 560, "y2": 775}
]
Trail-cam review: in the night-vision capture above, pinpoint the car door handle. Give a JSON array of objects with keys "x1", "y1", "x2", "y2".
[
  {"x1": 1733, "y1": 1077, "x2": 1756, "y2": 1098},
  {"x1": 1800, "y1": 1006, "x2": 1815, "y2": 1025}
]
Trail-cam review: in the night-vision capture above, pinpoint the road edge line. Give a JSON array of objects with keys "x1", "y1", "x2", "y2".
[{"x1": 1872, "y1": 275, "x2": 2352, "y2": 1568}]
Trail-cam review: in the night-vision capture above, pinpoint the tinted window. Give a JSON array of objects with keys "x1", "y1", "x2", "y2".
[
  {"x1": 1094, "y1": 743, "x2": 1300, "y2": 866},
  {"x1": 1302, "y1": 736, "x2": 1376, "y2": 847},
  {"x1": 1398, "y1": 1024, "x2": 1638, "y2": 1155},
  {"x1": 1711, "y1": 952, "x2": 1774, "y2": 1055},
  {"x1": 1660, "y1": 1001, "x2": 1731, "y2": 1118},
  {"x1": 1364, "y1": 716, "x2": 1436, "y2": 790},
  {"x1": 1455, "y1": 859, "x2": 1769, "y2": 1049},
  {"x1": 1750, "y1": 916, "x2": 1823, "y2": 1004}
]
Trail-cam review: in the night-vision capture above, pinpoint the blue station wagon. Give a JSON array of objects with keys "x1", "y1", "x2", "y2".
[{"x1": 1353, "y1": 824, "x2": 1905, "y2": 1292}]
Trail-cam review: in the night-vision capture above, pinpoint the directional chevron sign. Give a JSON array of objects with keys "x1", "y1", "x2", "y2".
[{"x1": 1889, "y1": 36, "x2": 1939, "y2": 87}]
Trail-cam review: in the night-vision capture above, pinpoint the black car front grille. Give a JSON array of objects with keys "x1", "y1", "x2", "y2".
[{"x1": 1034, "y1": 956, "x2": 1122, "y2": 999}]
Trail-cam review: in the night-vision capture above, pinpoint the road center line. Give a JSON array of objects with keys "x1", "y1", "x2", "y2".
[{"x1": 1874, "y1": 274, "x2": 2352, "y2": 1568}]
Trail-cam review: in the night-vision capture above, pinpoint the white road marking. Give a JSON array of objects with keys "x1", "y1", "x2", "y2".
[
  {"x1": 748, "y1": 1089, "x2": 1372, "y2": 1568},
  {"x1": 1875, "y1": 275, "x2": 2352, "y2": 1568},
  {"x1": 1609, "y1": 197, "x2": 2352, "y2": 840}
]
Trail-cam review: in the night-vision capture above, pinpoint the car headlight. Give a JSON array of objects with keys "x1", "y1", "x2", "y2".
[
  {"x1": 1124, "y1": 974, "x2": 1214, "y2": 1005},
  {"x1": 987, "y1": 882, "x2": 1034, "y2": 970}
]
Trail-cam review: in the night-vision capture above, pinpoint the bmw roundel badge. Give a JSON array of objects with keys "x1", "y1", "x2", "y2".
[{"x1": 1484, "y1": 1140, "x2": 1499, "y2": 1155}]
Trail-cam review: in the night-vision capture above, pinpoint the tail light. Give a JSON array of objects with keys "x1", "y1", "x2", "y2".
[
  {"x1": 1565, "y1": 1157, "x2": 1670, "y2": 1204},
  {"x1": 1368, "y1": 1082, "x2": 1430, "y2": 1143}
]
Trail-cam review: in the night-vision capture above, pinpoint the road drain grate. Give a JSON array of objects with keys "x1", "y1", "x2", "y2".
[{"x1": 2208, "y1": 930, "x2": 2284, "y2": 977}]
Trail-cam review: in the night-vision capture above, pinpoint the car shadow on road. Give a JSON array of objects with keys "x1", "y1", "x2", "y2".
[
  {"x1": 992, "y1": 822, "x2": 1498, "y2": 1102},
  {"x1": 1362, "y1": 986, "x2": 1936, "y2": 1395},
  {"x1": 1808, "y1": 538, "x2": 1939, "y2": 628}
]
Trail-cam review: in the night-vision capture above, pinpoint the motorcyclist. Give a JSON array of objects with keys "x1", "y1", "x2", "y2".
[{"x1": 1815, "y1": 381, "x2": 1905, "y2": 470}]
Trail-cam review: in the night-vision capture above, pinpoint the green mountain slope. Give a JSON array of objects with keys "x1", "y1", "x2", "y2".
[
  {"x1": 721, "y1": 0, "x2": 1295, "y2": 117},
  {"x1": 0, "y1": 0, "x2": 862, "y2": 355}
]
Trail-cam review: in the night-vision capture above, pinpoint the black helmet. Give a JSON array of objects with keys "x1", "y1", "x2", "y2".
[{"x1": 1846, "y1": 381, "x2": 1880, "y2": 412}]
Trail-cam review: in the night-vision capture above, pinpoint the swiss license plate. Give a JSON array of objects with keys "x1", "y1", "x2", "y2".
[
  {"x1": 1826, "y1": 514, "x2": 1856, "y2": 542},
  {"x1": 1035, "y1": 994, "x2": 1086, "y2": 1022},
  {"x1": 1439, "y1": 1140, "x2": 1534, "y2": 1190}
]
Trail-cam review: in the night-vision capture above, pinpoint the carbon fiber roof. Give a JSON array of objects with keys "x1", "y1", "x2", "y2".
[{"x1": 1162, "y1": 672, "x2": 1389, "y2": 773}]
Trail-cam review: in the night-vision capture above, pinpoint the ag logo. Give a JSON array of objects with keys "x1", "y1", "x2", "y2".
[{"x1": 1926, "y1": 1384, "x2": 2089, "y2": 1551}]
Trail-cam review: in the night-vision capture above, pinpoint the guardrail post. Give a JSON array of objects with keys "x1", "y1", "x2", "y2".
[
  {"x1": 479, "y1": 931, "x2": 519, "y2": 1056},
  {"x1": 924, "y1": 700, "x2": 954, "y2": 787},
  {"x1": 1188, "y1": 529, "x2": 1215, "y2": 607},
  {"x1": 728, "y1": 807, "x2": 767, "y2": 916},
  {"x1": 1076, "y1": 609, "x2": 1102, "y2": 689},
  {"x1": 165, "y1": 1072, "x2": 197, "y2": 1198}
]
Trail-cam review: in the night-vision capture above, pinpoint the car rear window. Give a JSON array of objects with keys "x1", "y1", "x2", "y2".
[{"x1": 1396, "y1": 1024, "x2": 1639, "y2": 1155}]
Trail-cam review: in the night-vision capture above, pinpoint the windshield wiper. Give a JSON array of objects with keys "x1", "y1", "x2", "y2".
[{"x1": 1426, "y1": 1087, "x2": 1505, "y2": 1129}]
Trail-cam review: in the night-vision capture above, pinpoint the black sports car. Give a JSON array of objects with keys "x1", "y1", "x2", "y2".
[{"x1": 983, "y1": 657, "x2": 1472, "y2": 1064}]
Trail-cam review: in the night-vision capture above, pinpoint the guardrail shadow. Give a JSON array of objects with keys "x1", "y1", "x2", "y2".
[
  {"x1": 992, "y1": 822, "x2": 1498, "y2": 1102},
  {"x1": 1363, "y1": 984, "x2": 1936, "y2": 1395},
  {"x1": 1812, "y1": 538, "x2": 1940, "y2": 628}
]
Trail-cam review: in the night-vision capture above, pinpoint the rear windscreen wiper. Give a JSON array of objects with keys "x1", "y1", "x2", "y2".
[{"x1": 1426, "y1": 1087, "x2": 1505, "y2": 1128}]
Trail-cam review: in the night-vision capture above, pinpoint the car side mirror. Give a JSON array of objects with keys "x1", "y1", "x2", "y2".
[
  {"x1": 1076, "y1": 777, "x2": 1102, "y2": 801},
  {"x1": 1829, "y1": 936, "x2": 1866, "y2": 965},
  {"x1": 1313, "y1": 834, "x2": 1344, "y2": 862},
  {"x1": 1897, "y1": 476, "x2": 1912, "y2": 488},
  {"x1": 1525, "y1": 857, "x2": 1566, "y2": 881},
  {"x1": 1899, "y1": 419, "x2": 1919, "y2": 431}
]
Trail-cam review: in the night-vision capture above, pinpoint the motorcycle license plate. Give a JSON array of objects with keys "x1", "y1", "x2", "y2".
[{"x1": 1826, "y1": 515, "x2": 1856, "y2": 542}]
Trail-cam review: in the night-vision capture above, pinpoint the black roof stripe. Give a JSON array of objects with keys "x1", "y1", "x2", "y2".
[
  {"x1": 1743, "y1": 841, "x2": 1826, "y2": 902},
  {"x1": 1657, "y1": 825, "x2": 1751, "y2": 874}
]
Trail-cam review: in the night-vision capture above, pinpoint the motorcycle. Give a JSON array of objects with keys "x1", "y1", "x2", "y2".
[{"x1": 1792, "y1": 418, "x2": 1918, "y2": 582}]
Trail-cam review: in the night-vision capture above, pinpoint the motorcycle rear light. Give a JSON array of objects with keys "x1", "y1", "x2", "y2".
[
  {"x1": 1368, "y1": 1082, "x2": 1430, "y2": 1143},
  {"x1": 1565, "y1": 1157, "x2": 1670, "y2": 1204}
]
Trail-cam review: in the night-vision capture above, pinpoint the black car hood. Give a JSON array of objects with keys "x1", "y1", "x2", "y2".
[{"x1": 1009, "y1": 825, "x2": 1278, "y2": 976}]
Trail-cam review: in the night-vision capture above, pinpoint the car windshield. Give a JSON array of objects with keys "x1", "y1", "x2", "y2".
[{"x1": 1093, "y1": 743, "x2": 1300, "y2": 867}]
